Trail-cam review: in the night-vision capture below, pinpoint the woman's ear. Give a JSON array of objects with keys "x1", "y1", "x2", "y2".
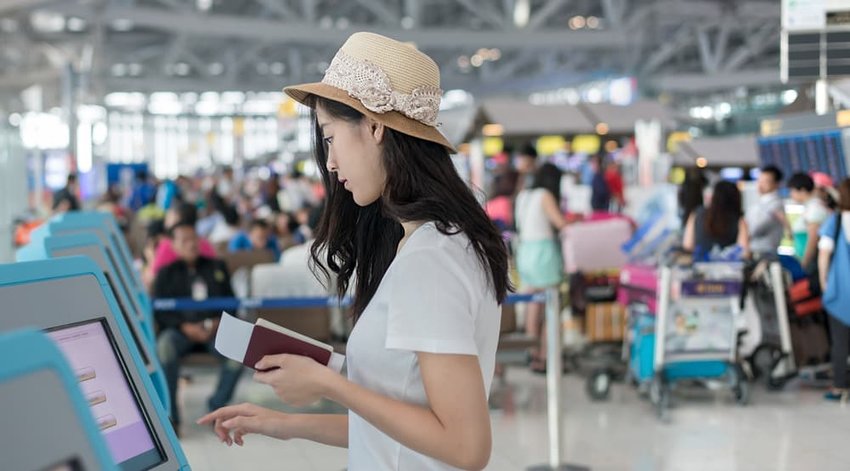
[{"x1": 368, "y1": 119, "x2": 385, "y2": 144}]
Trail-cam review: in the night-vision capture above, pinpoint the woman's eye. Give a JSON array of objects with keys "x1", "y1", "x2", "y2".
[{"x1": 323, "y1": 137, "x2": 333, "y2": 146}]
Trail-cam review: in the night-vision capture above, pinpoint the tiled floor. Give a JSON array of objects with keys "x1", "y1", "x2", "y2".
[{"x1": 177, "y1": 365, "x2": 850, "y2": 471}]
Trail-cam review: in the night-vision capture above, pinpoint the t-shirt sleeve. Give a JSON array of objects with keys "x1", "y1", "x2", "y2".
[
  {"x1": 806, "y1": 203, "x2": 829, "y2": 225},
  {"x1": 818, "y1": 214, "x2": 837, "y2": 252},
  {"x1": 385, "y1": 247, "x2": 479, "y2": 355}
]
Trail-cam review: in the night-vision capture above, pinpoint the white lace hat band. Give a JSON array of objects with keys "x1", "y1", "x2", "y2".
[{"x1": 284, "y1": 32, "x2": 455, "y2": 152}]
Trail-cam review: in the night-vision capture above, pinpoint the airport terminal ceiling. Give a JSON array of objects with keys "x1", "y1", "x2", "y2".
[{"x1": 0, "y1": 0, "x2": 783, "y2": 106}]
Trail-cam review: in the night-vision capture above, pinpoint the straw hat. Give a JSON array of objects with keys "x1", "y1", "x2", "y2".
[{"x1": 284, "y1": 32, "x2": 455, "y2": 152}]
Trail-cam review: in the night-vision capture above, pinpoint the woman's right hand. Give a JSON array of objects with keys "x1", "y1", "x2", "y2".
[{"x1": 197, "y1": 403, "x2": 294, "y2": 446}]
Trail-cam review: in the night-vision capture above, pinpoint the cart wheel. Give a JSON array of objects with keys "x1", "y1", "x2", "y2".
[
  {"x1": 766, "y1": 374, "x2": 789, "y2": 391},
  {"x1": 656, "y1": 385, "x2": 671, "y2": 421},
  {"x1": 730, "y1": 365, "x2": 750, "y2": 406},
  {"x1": 586, "y1": 369, "x2": 612, "y2": 401},
  {"x1": 650, "y1": 374, "x2": 670, "y2": 419},
  {"x1": 750, "y1": 345, "x2": 783, "y2": 379}
]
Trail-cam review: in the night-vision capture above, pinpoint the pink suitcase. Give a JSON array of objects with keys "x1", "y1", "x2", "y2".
[
  {"x1": 617, "y1": 263, "x2": 659, "y2": 313},
  {"x1": 561, "y1": 218, "x2": 632, "y2": 274}
]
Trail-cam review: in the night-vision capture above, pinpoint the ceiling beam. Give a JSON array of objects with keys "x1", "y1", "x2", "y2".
[
  {"x1": 46, "y1": 3, "x2": 626, "y2": 48},
  {"x1": 652, "y1": 68, "x2": 780, "y2": 93}
]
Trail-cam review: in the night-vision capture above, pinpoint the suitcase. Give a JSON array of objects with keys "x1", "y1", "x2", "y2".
[
  {"x1": 790, "y1": 313, "x2": 831, "y2": 367},
  {"x1": 561, "y1": 218, "x2": 632, "y2": 274},
  {"x1": 586, "y1": 302, "x2": 627, "y2": 342}
]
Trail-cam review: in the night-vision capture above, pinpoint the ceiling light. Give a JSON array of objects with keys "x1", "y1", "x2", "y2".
[
  {"x1": 513, "y1": 0, "x2": 530, "y2": 28},
  {"x1": 30, "y1": 10, "x2": 65, "y2": 33},
  {"x1": 596, "y1": 122, "x2": 609, "y2": 135},
  {"x1": 696, "y1": 157, "x2": 708, "y2": 168},
  {"x1": 586, "y1": 16, "x2": 599, "y2": 29},
  {"x1": 208, "y1": 62, "x2": 224, "y2": 75},
  {"x1": 269, "y1": 62, "x2": 285, "y2": 75},
  {"x1": 110, "y1": 18, "x2": 134, "y2": 31},
  {"x1": 66, "y1": 17, "x2": 86, "y2": 32},
  {"x1": 482, "y1": 124, "x2": 504, "y2": 137},
  {"x1": 470, "y1": 54, "x2": 484, "y2": 67}
]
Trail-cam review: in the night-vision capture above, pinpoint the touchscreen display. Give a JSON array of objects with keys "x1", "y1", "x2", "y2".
[{"x1": 48, "y1": 321, "x2": 163, "y2": 470}]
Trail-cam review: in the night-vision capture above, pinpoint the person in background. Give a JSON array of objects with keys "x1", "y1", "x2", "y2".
[
  {"x1": 818, "y1": 178, "x2": 850, "y2": 402},
  {"x1": 141, "y1": 219, "x2": 166, "y2": 292},
  {"x1": 788, "y1": 172, "x2": 830, "y2": 273},
  {"x1": 129, "y1": 170, "x2": 157, "y2": 212},
  {"x1": 746, "y1": 165, "x2": 790, "y2": 260},
  {"x1": 52, "y1": 173, "x2": 80, "y2": 213},
  {"x1": 678, "y1": 168, "x2": 707, "y2": 230},
  {"x1": 228, "y1": 218, "x2": 281, "y2": 259},
  {"x1": 513, "y1": 144, "x2": 539, "y2": 195},
  {"x1": 590, "y1": 154, "x2": 611, "y2": 213},
  {"x1": 485, "y1": 169, "x2": 518, "y2": 231},
  {"x1": 208, "y1": 205, "x2": 241, "y2": 248},
  {"x1": 604, "y1": 158, "x2": 625, "y2": 213},
  {"x1": 152, "y1": 202, "x2": 217, "y2": 275},
  {"x1": 96, "y1": 184, "x2": 130, "y2": 230},
  {"x1": 273, "y1": 211, "x2": 302, "y2": 252},
  {"x1": 153, "y1": 221, "x2": 242, "y2": 432},
  {"x1": 515, "y1": 163, "x2": 569, "y2": 372},
  {"x1": 683, "y1": 180, "x2": 750, "y2": 259}
]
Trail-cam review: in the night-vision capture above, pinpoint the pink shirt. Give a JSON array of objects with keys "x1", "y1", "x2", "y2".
[
  {"x1": 486, "y1": 196, "x2": 513, "y2": 227},
  {"x1": 152, "y1": 237, "x2": 217, "y2": 275}
]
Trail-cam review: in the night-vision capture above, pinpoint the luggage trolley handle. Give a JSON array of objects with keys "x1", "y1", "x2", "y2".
[{"x1": 654, "y1": 267, "x2": 673, "y2": 372}]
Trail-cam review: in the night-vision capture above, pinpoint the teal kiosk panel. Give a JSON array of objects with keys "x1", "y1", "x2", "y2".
[
  {"x1": 0, "y1": 328, "x2": 118, "y2": 471},
  {"x1": 30, "y1": 212, "x2": 155, "y2": 336},
  {"x1": 17, "y1": 232, "x2": 170, "y2": 415},
  {"x1": 0, "y1": 257, "x2": 189, "y2": 471}
]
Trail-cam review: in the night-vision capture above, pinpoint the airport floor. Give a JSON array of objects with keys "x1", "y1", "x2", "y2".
[{"x1": 177, "y1": 364, "x2": 850, "y2": 471}]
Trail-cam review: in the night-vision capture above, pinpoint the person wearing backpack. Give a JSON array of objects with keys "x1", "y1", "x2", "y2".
[{"x1": 818, "y1": 178, "x2": 850, "y2": 401}]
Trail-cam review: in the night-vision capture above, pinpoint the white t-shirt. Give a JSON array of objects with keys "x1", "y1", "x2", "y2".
[
  {"x1": 345, "y1": 222, "x2": 500, "y2": 471},
  {"x1": 793, "y1": 198, "x2": 829, "y2": 233}
]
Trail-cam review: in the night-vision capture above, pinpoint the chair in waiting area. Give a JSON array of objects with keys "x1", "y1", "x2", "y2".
[{"x1": 250, "y1": 262, "x2": 338, "y2": 350}]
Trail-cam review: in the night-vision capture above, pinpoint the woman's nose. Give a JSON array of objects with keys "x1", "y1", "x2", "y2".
[{"x1": 326, "y1": 155, "x2": 338, "y2": 173}]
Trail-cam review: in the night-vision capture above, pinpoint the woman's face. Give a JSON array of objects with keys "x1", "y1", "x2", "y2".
[{"x1": 316, "y1": 105, "x2": 387, "y2": 206}]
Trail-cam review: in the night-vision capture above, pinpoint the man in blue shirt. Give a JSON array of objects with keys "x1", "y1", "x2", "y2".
[{"x1": 228, "y1": 218, "x2": 281, "y2": 260}]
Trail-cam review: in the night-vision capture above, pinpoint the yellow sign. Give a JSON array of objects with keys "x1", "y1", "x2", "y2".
[
  {"x1": 483, "y1": 137, "x2": 503, "y2": 156},
  {"x1": 572, "y1": 134, "x2": 600, "y2": 154},
  {"x1": 837, "y1": 110, "x2": 850, "y2": 128},
  {"x1": 760, "y1": 119, "x2": 783, "y2": 136},
  {"x1": 666, "y1": 131, "x2": 691, "y2": 153},
  {"x1": 536, "y1": 135, "x2": 566, "y2": 156},
  {"x1": 233, "y1": 118, "x2": 245, "y2": 138},
  {"x1": 278, "y1": 98, "x2": 298, "y2": 118}
]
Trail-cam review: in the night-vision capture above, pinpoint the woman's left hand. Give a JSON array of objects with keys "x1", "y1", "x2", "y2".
[{"x1": 253, "y1": 354, "x2": 334, "y2": 407}]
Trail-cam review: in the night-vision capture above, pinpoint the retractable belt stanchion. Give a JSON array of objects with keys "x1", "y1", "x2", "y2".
[
  {"x1": 156, "y1": 292, "x2": 589, "y2": 470},
  {"x1": 528, "y1": 287, "x2": 589, "y2": 471}
]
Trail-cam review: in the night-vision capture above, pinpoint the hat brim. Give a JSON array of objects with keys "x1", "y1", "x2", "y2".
[{"x1": 284, "y1": 82, "x2": 457, "y2": 154}]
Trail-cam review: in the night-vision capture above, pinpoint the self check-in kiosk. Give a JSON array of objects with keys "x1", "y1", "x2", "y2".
[
  {"x1": 0, "y1": 328, "x2": 119, "y2": 471},
  {"x1": 34, "y1": 212, "x2": 155, "y2": 335},
  {"x1": 17, "y1": 232, "x2": 170, "y2": 414},
  {"x1": 0, "y1": 257, "x2": 189, "y2": 470}
]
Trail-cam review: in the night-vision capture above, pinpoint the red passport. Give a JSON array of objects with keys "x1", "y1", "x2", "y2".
[{"x1": 215, "y1": 312, "x2": 345, "y2": 372}]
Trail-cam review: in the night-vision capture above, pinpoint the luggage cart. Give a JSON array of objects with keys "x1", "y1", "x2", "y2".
[
  {"x1": 745, "y1": 261, "x2": 798, "y2": 389},
  {"x1": 651, "y1": 262, "x2": 750, "y2": 420}
]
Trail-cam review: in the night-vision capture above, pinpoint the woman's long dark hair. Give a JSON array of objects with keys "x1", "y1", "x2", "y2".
[
  {"x1": 531, "y1": 163, "x2": 563, "y2": 202},
  {"x1": 307, "y1": 97, "x2": 512, "y2": 321},
  {"x1": 705, "y1": 181, "x2": 742, "y2": 239}
]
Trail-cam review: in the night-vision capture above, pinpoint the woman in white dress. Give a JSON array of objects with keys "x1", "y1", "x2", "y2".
[{"x1": 200, "y1": 32, "x2": 511, "y2": 471}]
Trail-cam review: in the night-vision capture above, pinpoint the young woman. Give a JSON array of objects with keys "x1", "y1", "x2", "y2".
[
  {"x1": 818, "y1": 178, "x2": 850, "y2": 402},
  {"x1": 682, "y1": 180, "x2": 750, "y2": 259},
  {"x1": 199, "y1": 32, "x2": 511, "y2": 471},
  {"x1": 515, "y1": 163, "x2": 568, "y2": 371}
]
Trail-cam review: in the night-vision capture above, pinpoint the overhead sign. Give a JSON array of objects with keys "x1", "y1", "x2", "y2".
[{"x1": 783, "y1": 1, "x2": 850, "y2": 81}]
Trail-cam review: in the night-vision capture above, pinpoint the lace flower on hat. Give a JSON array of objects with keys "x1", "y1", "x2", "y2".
[{"x1": 322, "y1": 51, "x2": 441, "y2": 127}]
